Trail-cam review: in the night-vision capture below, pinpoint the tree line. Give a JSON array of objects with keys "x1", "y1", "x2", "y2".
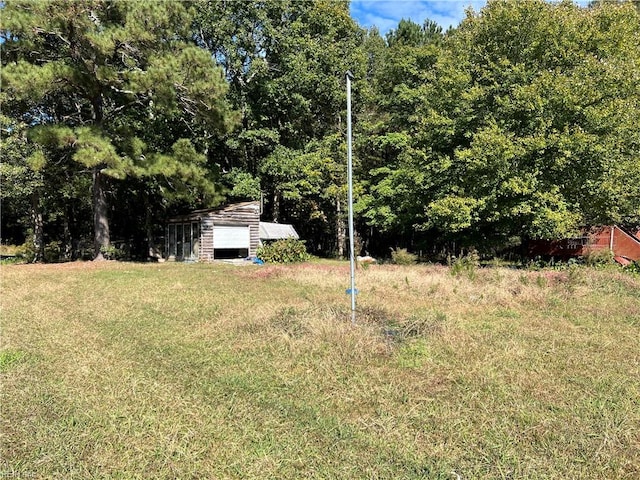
[{"x1": 2, "y1": 0, "x2": 639, "y2": 262}]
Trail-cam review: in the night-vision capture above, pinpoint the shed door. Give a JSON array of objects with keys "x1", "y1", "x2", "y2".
[{"x1": 214, "y1": 226, "x2": 250, "y2": 249}]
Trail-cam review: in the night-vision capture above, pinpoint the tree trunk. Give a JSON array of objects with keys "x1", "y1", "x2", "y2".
[
  {"x1": 272, "y1": 190, "x2": 280, "y2": 223},
  {"x1": 143, "y1": 190, "x2": 158, "y2": 259},
  {"x1": 93, "y1": 166, "x2": 110, "y2": 260},
  {"x1": 62, "y1": 215, "x2": 72, "y2": 260},
  {"x1": 90, "y1": 91, "x2": 110, "y2": 260},
  {"x1": 30, "y1": 190, "x2": 44, "y2": 263},
  {"x1": 336, "y1": 197, "x2": 345, "y2": 258}
]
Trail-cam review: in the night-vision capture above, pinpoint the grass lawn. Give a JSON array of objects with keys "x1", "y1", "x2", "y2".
[{"x1": 1, "y1": 260, "x2": 639, "y2": 479}]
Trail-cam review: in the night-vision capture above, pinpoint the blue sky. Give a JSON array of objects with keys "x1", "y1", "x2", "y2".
[
  {"x1": 350, "y1": 0, "x2": 488, "y2": 34},
  {"x1": 350, "y1": 0, "x2": 590, "y2": 35}
]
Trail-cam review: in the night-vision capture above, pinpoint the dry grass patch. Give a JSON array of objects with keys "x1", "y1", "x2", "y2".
[{"x1": 1, "y1": 261, "x2": 639, "y2": 478}]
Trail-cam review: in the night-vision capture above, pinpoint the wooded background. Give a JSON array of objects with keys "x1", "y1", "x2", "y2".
[{"x1": 2, "y1": 0, "x2": 639, "y2": 261}]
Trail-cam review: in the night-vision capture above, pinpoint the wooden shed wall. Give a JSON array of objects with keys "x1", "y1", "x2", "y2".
[
  {"x1": 200, "y1": 218, "x2": 215, "y2": 261},
  {"x1": 167, "y1": 202, "x2": 260, "y2": 261},
  {"x1": 199, "y1": 203, "x2": 259, "y2": 260}
]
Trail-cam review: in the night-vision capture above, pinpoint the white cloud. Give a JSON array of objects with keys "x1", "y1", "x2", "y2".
[
  {"x1": 351, "y1": 0, "x2": 487, "y2": 34},
  {"x1": 352, "y1": 1, "x2": 592, "y2": 34}
]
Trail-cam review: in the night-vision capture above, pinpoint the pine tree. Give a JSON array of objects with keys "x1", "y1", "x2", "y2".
[{"x1": 2, "y1": 0, "x2": 233, "y2": 259}]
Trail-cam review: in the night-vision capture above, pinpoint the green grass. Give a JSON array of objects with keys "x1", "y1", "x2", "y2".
[{"x1": 1, "y1": 261, "x2": 639, "y2": 479}]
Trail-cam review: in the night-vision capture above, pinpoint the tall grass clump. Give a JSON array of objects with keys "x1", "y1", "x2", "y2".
[
  {"x1": 583, "y1": 248, "x2": 615, "y2": 267},
  {"x1": 0, "y1": 243, "x2": 28, "y2": 264},
  {"x1": 449, "y1": 249, "x2": 480, "y2": 279}
]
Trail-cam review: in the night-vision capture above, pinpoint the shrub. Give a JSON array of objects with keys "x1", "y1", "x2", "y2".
[
  {"x1": 0, "y1": 243, "x2": 28, "y2": 263},
  {"x1": 100, "y1": 244, "x2": 125, "y2": 261},
  {"x1": 624, "y1": 260, "x2": 640, "y2": 276},
  {"x1": 20, "y1": 235, "x2": 37, "y2": 262},
  {"x1": 256, "y1": 238, "x2": 310, "y2": 264},
  {"x1": 449, "y1": 249, "x2": 480, "y2": 280},
  {"x1": 390, "y1": 247, "x2": 417, "y2": 265},
  {"x1": 583, "y1": 248, "x2": 614, "y2": 267},
  {"x1": 44, "y1": 240, "x2": 63, "y2": 262}
]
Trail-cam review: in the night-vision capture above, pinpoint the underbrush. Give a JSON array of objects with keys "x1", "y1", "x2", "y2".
[
  {"x1": 624, "y1": 260, "x2": 640, "y2": 276},
  {"x1": 257, "y1": 238, "x2": 310, "y2": 263}
]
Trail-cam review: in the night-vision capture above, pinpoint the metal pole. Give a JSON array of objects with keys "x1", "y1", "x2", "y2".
[
  {"x1": 346, "y1": 71, "x2": 356, "y2": 324},
  {"x1": 609, "y1": 225, "x2": 615, "y2": 252}
]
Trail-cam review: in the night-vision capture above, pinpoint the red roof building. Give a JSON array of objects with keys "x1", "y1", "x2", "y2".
[{"x1": 528, "y1": 226, "x2": 640, "y2": 266}]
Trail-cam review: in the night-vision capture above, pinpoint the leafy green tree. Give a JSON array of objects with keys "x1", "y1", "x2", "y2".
[
  {"x1": 1, "y1": 0, "x2": 232, "y2": 260},
  {"x1": 358, "y1": 0, "x2": 640, "y2": 255},
  {"x1": 0, "y1": 115, "x2": 46, "y2": 260},
  {"x1": 441, "y1": 0, "x2": 640, "y2": 238},
  {"x1": 355, "y1": 17, "x2": 445, "y2": 251},
  {"x1": 195, "y1": 0, "x2": 367, "y2": 255},
  {"x1": 386, "y1": 18, "x2": 443, "y2": 47},
  {"x1": 260, "y1": 134, "x2": 350, "y2": 255},
  {"x1": 1, "y1": 112, "x2": 93, "y2": 261},
  {"x1": 194, "y1": 0, "x2": 284, "y2": 175},
  {"x1": 195, "y1": 0, "x2": 366, "y2": 151},
  {"x1": 222, "y1": 168, "x2": 262, "y2": 201}
]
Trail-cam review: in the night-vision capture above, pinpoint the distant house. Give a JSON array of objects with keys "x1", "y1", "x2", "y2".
[
  {"x1": 165, "y1": 201, "x2": 299, "y2": 261},
  {"x1": 528, "y1": 225, "x2": 640, "y2": 266}
]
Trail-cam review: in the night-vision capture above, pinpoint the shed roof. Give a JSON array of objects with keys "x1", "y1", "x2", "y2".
[
  {"x1": 259, "y1": 222, "x2": 299, "y2": 240},
  {"x1": 168, "y1": 201, "x2": 260, "y2": 223},
  {"x1": 191, "y1": 201, "x2": 260, "y2": 216}
]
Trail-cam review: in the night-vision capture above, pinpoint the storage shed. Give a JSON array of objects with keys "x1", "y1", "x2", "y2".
[{"x1": 166, "y1": 202, "x2": 260, "y2": 261}]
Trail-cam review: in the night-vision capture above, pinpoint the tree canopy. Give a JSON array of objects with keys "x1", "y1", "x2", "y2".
[
  {"x1": 2, "y1": 0, "x2": 639, "y2": 261},
  {"x1": 2, "y1": 0, "x2": 233, "y2": 259},
  {"x1": 357, "y1": 0, "x2": 640, "y2": 254}
]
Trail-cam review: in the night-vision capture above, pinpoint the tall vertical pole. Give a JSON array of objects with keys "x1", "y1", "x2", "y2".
[
  {"x1": 346, "y1": 71, "x2": 356, "y2": 324},
  {"x1": 609, "y1": 225, "x2": 615, "y2": 252}
]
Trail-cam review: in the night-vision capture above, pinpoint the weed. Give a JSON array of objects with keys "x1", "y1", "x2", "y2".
[
  {"x1": 0, "y1": 349, "x2": 26, "y2": 372},
  {"x1": 566, "y1": 263, "x2": 584, "y2": 289},
  {"x1": 397, "y1": 339, "x2": 430, "y2": 368},
  {"x1": 583, "y1": 248, "x2": 614, "y2": 267},
  {"x1": 99, "y1": 244, "x2": 125, "y2": 261},
  {"x1": 535, "y1": 275, "x2": 548, "y2": 288},
  {"x1": 359, "y1": 260, "x2": 371, "y2": 271},
  {"x1": 449, "y1": 249, "x2": 480, "y2": 280},
  {"x1": 624, "y1": 260, "x2": 640, "y2": 276},
  {"x1": 401, "y1": 311, "x2": 447, "y2": 338},
  {"x1": 269, "y1": 307, "x2": 308, "y2": 337},
  {"x1": 496, "y1": 309, "x2": 519, "y2": 319},
  {"x1": 0, "y1": 256, "x2": 25, "y2": 265}
]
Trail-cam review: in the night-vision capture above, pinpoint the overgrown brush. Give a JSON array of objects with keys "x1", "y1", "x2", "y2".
[
  {"x1": 257, "y1": 238, "x2": 310, "y2": 263},
  {"x1": 583, "y1": 248, "x2": 615, "y2": 267},
  {"x1": 449, "y1": 249, "x2": 480, "y2": 279},
  {"x1": 390, "y1": 247, "x2": 417, "y2": 265},
  {"x1": 625, "y1": 260, "x2": 640, "y2": 276}
]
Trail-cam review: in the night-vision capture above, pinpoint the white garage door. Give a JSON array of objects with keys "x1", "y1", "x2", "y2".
[{"x1": 214, "y1": 226, "x2": 250, "y2": 249}]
